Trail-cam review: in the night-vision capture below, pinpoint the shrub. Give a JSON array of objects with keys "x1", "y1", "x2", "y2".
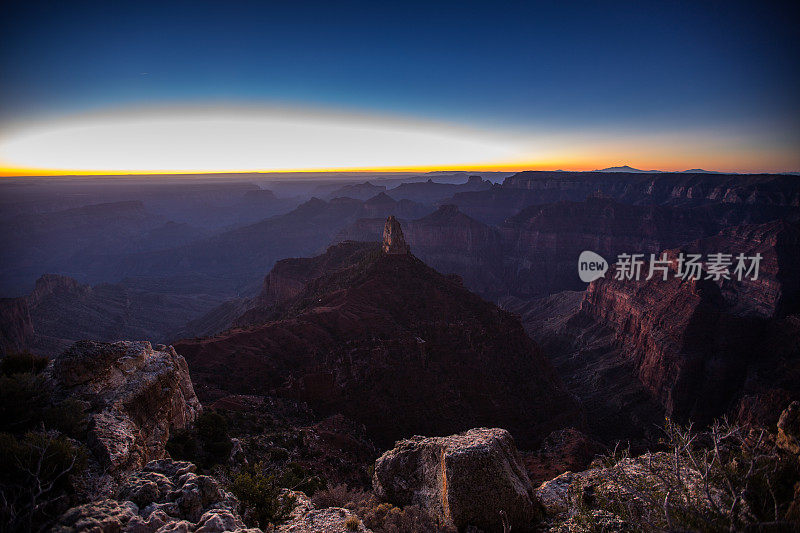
[
  {"x1": 592, "y1": 418, "x2": 800, "y2": 531},
  {"x1": 228, "y1": 462, "x2": 296, "y2": 529},
  {"x1": 165, "y1": 427, "x2": 199, "y2": 461},
  {"x1": 197, "y1": 410, "x2": 229, "y2": 442},
  {"x1": 345, "y1": 515, "x2": 361, "y2": 530},
  {"x1": 165, "y1": 410, "x2": 232, "y2": 468},
  {"x1": 312, "y1": 483, "x2": 368, "y2": 509},
  {"x1": 0, "y1": 431, "x2": 87, "y2": 531},
  {"x1": 281, "y1": 461, "x2": 326, "y2": 496},
  {"x1": 326, "y1": 492, "x2": 454, "y2": 533},
  {"x1": 43, "y1": 397, "x2": 89, "y2": 438},
  {"x1": 0, "y1": 373, "x2": 88, "y2": 437},
  {"x1": 0, "y1": 373, "x2": 50, "y2": 432},
  {"x1": 360, "y1": 500, "x2": 451, "y2": 533},
  {"x1": 1, "y1": 351, "x2": 48, "y2": 376},
  {"x1": 197, "y1": 410, "x2": 233, "y2": 464}
]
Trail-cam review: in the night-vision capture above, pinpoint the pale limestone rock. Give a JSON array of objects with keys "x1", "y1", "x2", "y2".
[
  {"x1": 373, "y1": 428, "x2": 540, "y2": 532},
  {"x1": 46, "y1": 341, "x2": 201, "y2": 473}
]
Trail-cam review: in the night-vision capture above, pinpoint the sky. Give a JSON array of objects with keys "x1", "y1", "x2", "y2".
[{"x1": 1, "y1": 0, "x2": 799, "y2": 175}]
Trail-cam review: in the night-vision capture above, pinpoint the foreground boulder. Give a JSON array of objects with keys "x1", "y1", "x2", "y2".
[
  {"x1": 54, "y1": 459, "x2": 259, "y2": 532},
  {"x1": 373, "y1": 428, "x2": 540, "y2": 532},
  {"x1": 46, "y1": 340, "x2": 202, "y2": 473}
]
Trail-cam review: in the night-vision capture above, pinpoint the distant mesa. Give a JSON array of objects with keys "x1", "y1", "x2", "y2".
[
  {"x1": 593, "y1": 165, "x2": 725, "y2": 174},
  {"x1": 594, "y1": 165, "x2": 661, "y2": 173},
  {"x1": 382, "y1": 215, "x2": 410, "y2": 254},
  {"x1": 681, "y1": 168, "x2": 723, "y2": 174}
]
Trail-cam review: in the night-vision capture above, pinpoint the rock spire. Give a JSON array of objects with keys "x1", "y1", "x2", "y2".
[{"x1": 382, "y1": 215, "x2": 410, "y2": 254}]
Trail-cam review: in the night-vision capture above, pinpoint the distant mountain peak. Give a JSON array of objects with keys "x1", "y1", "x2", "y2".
[
  {"x1": 366, "y1": 191, "x2": 395, "y2": 203},
  {"x1": 681, "y1": 168, "x2": 723, "y2": 174},
  {"x1": 594, "y1": 165, "x2": 661, "y2": 173}
]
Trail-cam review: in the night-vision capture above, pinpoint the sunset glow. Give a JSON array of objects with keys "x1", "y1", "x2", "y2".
[{"x1": 2, "y1": 105, "x2": 797, "y2": 176}]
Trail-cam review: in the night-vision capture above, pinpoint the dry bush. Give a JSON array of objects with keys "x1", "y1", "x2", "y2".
[
  {"x1": 311, "y1": 483, "x2": 368, "y2": 509},
  {"x1": 311, "y1": 483, "x2": 455, "y2": 533},
  {"x1": 0, "y1": 431, "x2": 87, "y2": 532},
  {"x1": 587, "y1": 418, "x2": 800, "y2": 532}
]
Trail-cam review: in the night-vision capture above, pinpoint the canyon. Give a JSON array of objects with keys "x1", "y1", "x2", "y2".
[{"x1": 174, "y1": 219, "x2": 582, "y2": 448}]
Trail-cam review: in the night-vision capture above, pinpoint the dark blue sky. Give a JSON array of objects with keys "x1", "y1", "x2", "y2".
[{"x1": 1, "y1": 0, "x2": 799, "y2": 172}]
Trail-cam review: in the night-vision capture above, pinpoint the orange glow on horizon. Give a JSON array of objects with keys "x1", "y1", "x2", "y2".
[{"x1": 1, "y1": 105, "x2": 798, "y2": 177}]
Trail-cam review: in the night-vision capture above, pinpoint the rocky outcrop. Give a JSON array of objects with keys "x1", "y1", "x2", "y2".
[
  {"x1": 381, "y1": 215, "x2": 409, "y2": 254},
  {"x1": 175, "y1": 238, "x2": 581, "y2": 449},
  {"x1": 373, "y1": 428, "x2": 541, "y2": 532},
  {"x1": 46, "y1": 340, "x2": 201, "y2": 473},
  {"x1": 277, "y1": 491, "x2": 371, "y2": 533},
  {"x1": 234, "y1": 241, "x2": 379, "y2": 327},
  {"x1": 523, "y1": 428, "x2": 606, "y2": 484},
  {"x1": 336, "y1": 205, "x2": 506, "y2": 296},
  {"x1": 54, "y1": 459, "x2": 259, "y2": 533}
]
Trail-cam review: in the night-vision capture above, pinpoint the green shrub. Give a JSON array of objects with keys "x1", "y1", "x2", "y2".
[
  {"x1": 1, "y1": 351, "x2": 48, "y2": 376},
  {"x1": 229, "y1": 462, "x2": 296, "y2": 529}
]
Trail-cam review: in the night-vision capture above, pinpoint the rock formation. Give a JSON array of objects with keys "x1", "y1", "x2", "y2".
[
  {"x1": 777, "y1": 401, "x2": 800, "y2": 454},
  {"x1": 175, "y1": 236, "x2": 581, "y2": 449},
  {"x1": 0, "y1": 274, "x2": 224, "y2": 356},
  {"x1": 381, "y1": 215, "x2": 410, "y2": 254},
  {"x1": 502, "y1": 171, "x2": 800, "y2": 207},
  {"x1": 54, "y1": 459, "x2": 259, "y2": 533},
  {"x1": 276, "y1": 491, "x2": 372, "y2": 533},
  {"x1": 234, "y1": 241, "x2": 379, "y2": 328},
  {"x1": 385, "y1": 175, "x2": 492, "y2": 204},
  {"x1": 508, "y1": 220, "x2": 800, "y2": 439},
  {"x1": 336, "y1": 205, "x2": 506, "y2": 297},
  {"x1": 579, "y1": 221, "x2": 800, "y2": 424},
  {"x1": 46, "y1": 340, "x2": 201, "y2": 473},
  {"x1": 373, "y1": 428, "x2": 541, "y2": 532},
  {"x1": 447, "y1": 171, "x2": 800, "y2": 225}
]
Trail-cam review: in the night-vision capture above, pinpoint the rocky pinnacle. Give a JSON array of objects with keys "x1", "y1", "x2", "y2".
[{"x1": 382, "y1": 215, "x2": 410, "y2": 254}]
